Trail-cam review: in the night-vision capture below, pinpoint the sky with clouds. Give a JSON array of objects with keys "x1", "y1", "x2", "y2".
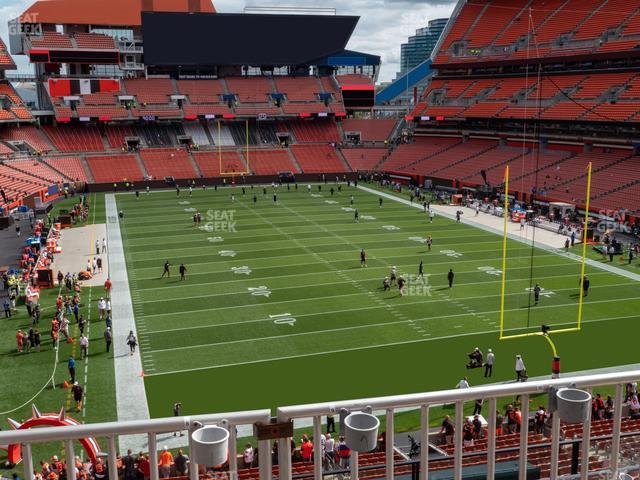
[{"x1": 0, "y1": 0, "x2": 457, "y2": 83}]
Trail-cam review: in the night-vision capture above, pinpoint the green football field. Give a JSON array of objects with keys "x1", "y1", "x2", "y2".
[{"x1": 113, "y1": 184, "x2": 640, "y2": 418}]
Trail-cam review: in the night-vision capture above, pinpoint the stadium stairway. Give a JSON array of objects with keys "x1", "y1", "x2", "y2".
[
  {"x1": 335, "y1": 148, "x2": 353, "y2": 172},
  {"x1": 36, "y1": 157, "x2": 71, "y2": 182},
  {"x1": 187, "y1": 151, "x2": 204, "y2": 178},
  {"x1": 133, "y1": 152, "x2": 150, "y2": 180},
  {"x1": 79, "y1": 155, "x2": 95, "y2": 183},
  {"x1": 286, "y1": 148, "x2": 304, "y2": 173}
]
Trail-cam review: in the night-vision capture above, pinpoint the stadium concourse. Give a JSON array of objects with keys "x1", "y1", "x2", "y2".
[{"x1": 2, "y1": 0, "x2": 640, "y2": 478}]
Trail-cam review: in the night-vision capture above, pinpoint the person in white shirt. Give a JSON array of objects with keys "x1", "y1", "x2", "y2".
[
  {"x1": 243, "y1": 444, "x2": 254, "y2": 468},
  {"x1": 102, "y1": 238, "x2": 107, "y2": 253},
  {"x1": 79, "y1": 334, "x2": 89, "y2": 359},
  {"x1": 98, "y1": 297, "x2": 107, "y2": 320},
  {"x1": 429, "y1": 209, "x2": 435, "y2": 223},
  {"x1": 484, "y1": 349, "x2": 495, "y2": 378},
  {"x1": 515, "y1": 355, "x2": 527, "y2": 382},
  {"x1": 457, "y1": 377, "x2": 470, "y2": 389}
]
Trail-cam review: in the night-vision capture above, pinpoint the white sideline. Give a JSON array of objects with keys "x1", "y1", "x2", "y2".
[
  {"x1": 357, "y1": 185, "x2": 640, "y2": 283},
  {"x1": 106, "y1": 194, "x2": 151, "y2": 452}
]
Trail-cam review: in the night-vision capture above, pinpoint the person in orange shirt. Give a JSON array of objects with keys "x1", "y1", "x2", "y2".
[
  {"x1": 104, "y1": 278, "x2": 112, "y2": 298},
  {"x1": 158, "y1": 447, "x2": 173, "y2": 478},
  {"x1": 300, "y1": 435, "x2": 313, "y2": 462},
  {"x1": 16, "y1": 330, "x2": 24, "y2": 352}
]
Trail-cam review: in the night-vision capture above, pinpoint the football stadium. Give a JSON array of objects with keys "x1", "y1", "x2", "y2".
[{"x1": 0, "y1": 0, "x2": 640, "y2": 479}]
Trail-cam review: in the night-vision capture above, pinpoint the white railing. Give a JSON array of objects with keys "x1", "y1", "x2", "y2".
[{"x1": 1, "y1": 370, "x2": 639, "y2": 480}]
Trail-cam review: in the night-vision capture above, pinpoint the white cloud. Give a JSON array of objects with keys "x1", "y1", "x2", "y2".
[{"x1": 3, "y1": 0, "x2": 457, "y2": 82}]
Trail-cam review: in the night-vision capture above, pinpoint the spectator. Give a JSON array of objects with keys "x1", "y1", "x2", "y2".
[
  {"x1": 123, "y1": 450, "x2": 136, "y2": 480},
  {"x1": 505, "y1": 405, "x2": 517, "y2": 434},
  {"x1": 335, "y1": 436, "x2": 350, "y2": 469},
  {"x1": 462, "y1": 419, "x2": 474, "y2": 447},
  {"x1": 137, "y1": 453, "x2": 150, "y2": 480},
  {"x1": 627, "y1": 394, "x2": 640, "y2": 415},
  {"x1": 243, "y1": 444, "x2": 254, "y2": 469},
  {"x1": 534, "y1": 406, "x2": 547, "y2": 435},
  {"x1": 440, "y1": 415, "x2": 455, "y2": 444},
  {"x1": 472, "y1": 415, "x2": 483, "y2": 439},
  {"x1": 174, "y1": 449, "x2": 189, "y2": 476},
  {"x1": 495, "y1": 410, "x2": 504, "y2": 436},
  {"x1": 158, "y1": 447, "x2": 173, "y2": 478},
  {"x1": 593, "y1": 393, "x2": 605, "y2": 420},
  {"x1": 300, "y1": 435, "x2": 313, "y2": 463}
]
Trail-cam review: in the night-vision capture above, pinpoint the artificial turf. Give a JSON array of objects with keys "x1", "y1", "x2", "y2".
[{"x1": 109, "y1": 184, "x2": 640, "y2": 418}]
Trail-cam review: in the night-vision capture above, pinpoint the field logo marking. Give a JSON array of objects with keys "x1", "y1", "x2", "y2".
[
  {"x1": 184, "y1": 207, "x2": 196, "y2": 212},
  {"x1": 342, "y1": 207, "x2": 355, "y2": 212},
  {"x1": 478, "y1": 266, "x2": 502, "y2": 276},
  {"x1": 361, "y1": 215, "x2": 376, "y2": 221},
  {"x1": 324, "y1": 200, "x2": 338, "y2": 205},
  {"x1": 525, "y1": 286, "x2": 556, "y2": 298},
  {"x1": 207, "y1": 236, "x2": 224, "y2": 243},
  {"x1": 218, "y1": 250, "x2": 237, "y2": 257},
  {"x1": 409, "y1": 236, "x2": 426, "y2": 243},
  {"x1": 199, "y1": 224, "x2": 214, "y2": 232},
  {"x1": 311, "y1": 194, "x2": 323, "y2": 198},
  {"x1": 248, "y1": 286, "x2": 271, "y2": 297},
  {"x1": 403, "y1": 273, "x2": 433, "y2": 297},
  {"x1": 204, "y1": 210, "x2": 237, "y2": 232},
  {"x1": 383, "y1": 225, "x2": 400, "y2": 231},
  {"x1": 178, "y1": 201, "x2": 190, "y2": 205},
  {"x1": 231, "y1": 266, "x2": 252, "y2": 275},
  {"x1": 270, "y1": 313, "x2": 296, "y2": 326},
  {"x1": 440, "y1": 249, "x2": 463, "y2": 258}
]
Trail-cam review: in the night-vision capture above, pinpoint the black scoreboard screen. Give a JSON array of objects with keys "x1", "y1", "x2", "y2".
[{"x1": 341, "y1": 85, "x2": 375, "y2": 108}]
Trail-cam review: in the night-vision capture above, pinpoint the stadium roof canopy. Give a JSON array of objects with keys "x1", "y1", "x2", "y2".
[
  {"x1": 142, "y1": 12, "x2": 361, "y2": 67},
  {"x1": 19, "y1": 0, "x2": 216, "y2": 27}
]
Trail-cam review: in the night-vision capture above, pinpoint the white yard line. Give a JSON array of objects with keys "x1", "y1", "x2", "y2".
[
  {"x1": 144, "y1": 312, "x2": 640, "y2": 376},
  {"x1": 106, "y1": 194, "x2": 150, "y2": 452},
  {"x1": 358, "y1": 185, "x2": 640, "y2": 283}
]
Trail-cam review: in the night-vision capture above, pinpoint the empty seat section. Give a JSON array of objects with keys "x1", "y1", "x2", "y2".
[
  {"x1": 225, "y1": 77, "x2": 273, "y2": 103},
  {"x1": 466, "y1": 0, "x2": 523, "y2": 48},
  {"x1": 8, "y1": 158, "x2": 65, "y2": 183},
  {"x1": 275, "y1": 77, "x2": 319, "y2": 102},
  {"x1": 495, "y1": 0, "x2": 566, "y2": 45},
  {"x1": 340, "y1": 119, "x2": 397, "y2": 142},
  {"x1": 247, "y1": 149, "x2": 299, "y2": 175},
  {"x1": 43, "y1": 125, "x2": 104, "y2": 152},
  {"x1": 534, "y1": 0, "x2": 603, "y2": 43},
  {"x1": 380, "y1": 137, "x2": 461, "y2": 171},
  {"x1": 573, "y1": 0, "x2": 637, "y2": 40},
  {"x1": 43, "y1": 156, "x2": 88, "y2": 182},
  {"x1": 291, "y1": 144, "x2": 348, "y2": 173},
  {"x1": 73, "y1": 33, "x2": 116, "y2": 49},
  {"x1": 87, "y1": 155, "x2": 144, "y2": 183},
  {"x1": 341, "y1": 148, "x2": 389, "y2": 170},
  {"x1": 182, "y1": 123, "x2": 210, "y2": 145},
  {"x1": 124, "y1": 78, "x2": 175, "y2": 104},
  {"x1": 140, "y1": 148, "x2": 197, "y2": 179},
  {"x1": 177, "y1": 80, "x2": 225, "y2": 103},
  {"x1": 104, "y1": 125, "x2": 136, "y2": 149},
  {"x1": 192, "y1": 151, "x2": 246, "y2": 177},
  {"x1": 1, "y1": 125, "x2": 53, "y2": 152},
  {"x1": 288, "y1": 120, "x2": 341, "y2": 143},
  {"x1": 206, "y1": 123, "x2": 236, "y2": 146}
]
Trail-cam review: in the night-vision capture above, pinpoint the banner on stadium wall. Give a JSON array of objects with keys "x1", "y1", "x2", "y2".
[{"x1": 48, "y1": 78, "x2": 120, "y2": 97}]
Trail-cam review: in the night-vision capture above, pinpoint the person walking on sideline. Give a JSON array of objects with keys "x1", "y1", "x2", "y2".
[
  {"x1": 484, "y1": 349, "x2": 494, "y2": 377},
  {"x1": 429, "y1": 209, "x2": 434, "y2": 223},
  {"x1": 71, "y1": 382, "x2": 83, "y2": 411},
  {"x1": 447, "y1": 269, "x2": 455, "y2": 288},
  {"x1": 354, "y1": 209, "x2": 359, "y2": 223},
  {"x1": 161, "y1": 261, "x2": 171, "y2": 278},
  {"x1": 360, "y1": 249, "x2": 367, "y2": 267},
  {"x1": 179, "y1": 263, "x2": 187, "y2": 281},
  {"x1": 68, "y1": 355, "x2": 76, "y2": 384},
  {"x1": 379, "y1": 197, "x2": 383, "y2": 208},
  {"x1": 515, "y1": 355, "x2": 527, "y2": 382},
  {"x1": 418, "y1": 260, "x2": 424, "y2": 280},
  {"x1": 80, "y1": 334, "x2": 89, "y2": 360},
  {"x1": 104, "y1": 327, "x2": 112, "y2": 353},
  {"x1": 127, "y1": 330, "x2": 137, "y2": 355}
]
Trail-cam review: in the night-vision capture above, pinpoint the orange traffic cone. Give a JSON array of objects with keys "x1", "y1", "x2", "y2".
[{"x1": 62, "y1": 380, "x2": 70, "y2": 388}]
